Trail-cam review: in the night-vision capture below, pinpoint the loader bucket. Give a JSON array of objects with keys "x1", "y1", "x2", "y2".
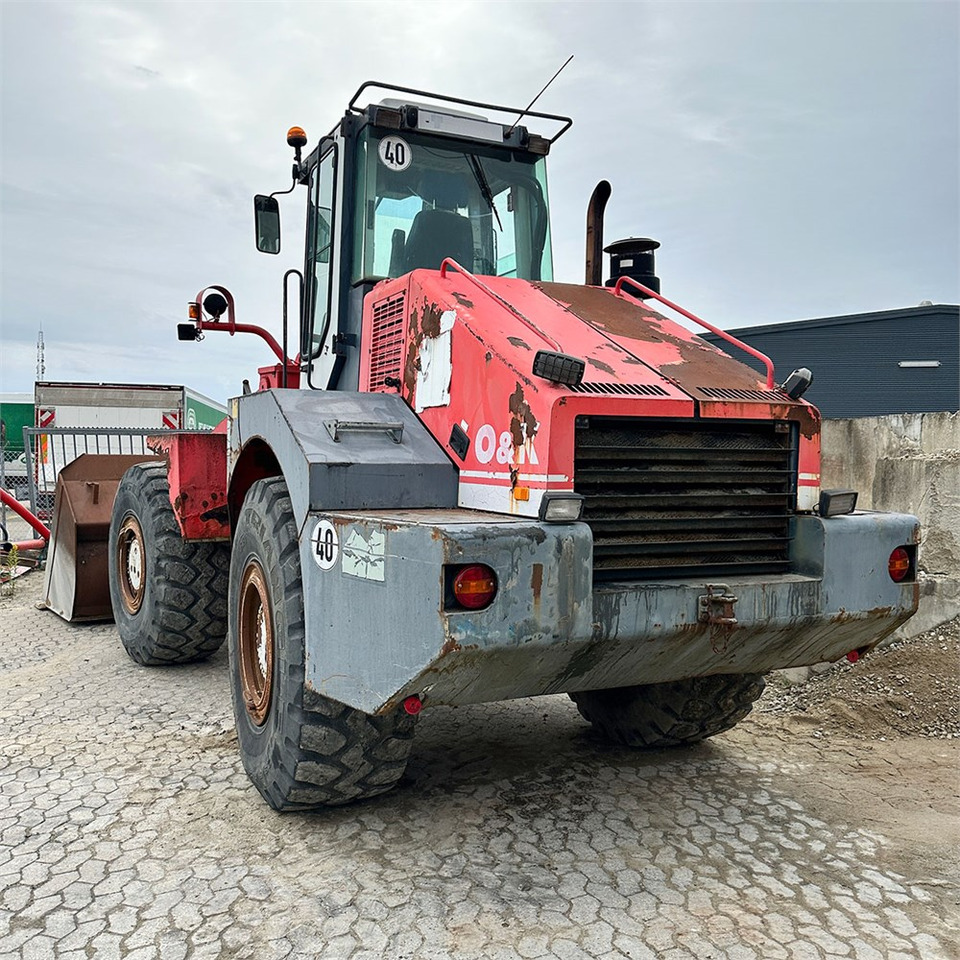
[{"x1": 42, "y1": 454, "x2": 158, "y2": 622}]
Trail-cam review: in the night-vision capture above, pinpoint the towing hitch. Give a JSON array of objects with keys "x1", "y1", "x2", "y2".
[{"x1": 699, "y1": 583, "x2": 738, "y2": 627}]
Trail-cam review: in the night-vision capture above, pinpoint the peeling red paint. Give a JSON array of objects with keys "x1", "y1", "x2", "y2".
[
  {"x1": 420, "y1": 302, "x2": 444, "y2": 338},
  {"x1": 587, "y1": 357, "x2": 615, "y2": 375},
  {"x1": 151, "y1": 432, "x2": 229, "y2": 541},
  {"x1": 403, "y1": 299, "x2": 446, "y2": 394},
  {"x1": 541, "y1": 281, "x2": 769, "y2": 393},
  {"x1": 508, "y1": 383, "x2": 538, "y2": 451}
]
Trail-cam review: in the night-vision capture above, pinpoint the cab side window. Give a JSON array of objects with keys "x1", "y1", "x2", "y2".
[{"x1": 304, "y1": 147, "x2": 336, "y2": 360}]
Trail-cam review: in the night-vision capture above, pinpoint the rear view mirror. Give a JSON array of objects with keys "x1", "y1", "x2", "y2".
[{"x1": 254, "y1": 195, "x2": 281, "y2": 254}]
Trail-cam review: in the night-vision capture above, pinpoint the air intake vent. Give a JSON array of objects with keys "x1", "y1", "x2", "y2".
[
  {"x1": 575, "y1": 418, "x2": 797, "y2": 582},
  {"x1": 369, "y1": 294, "x2": 406, "y2": 390},
  {"x1": 569, "y1": 382, "x2": 670, "y2": 397},
  {"x1": 697, "y1": 387, "x2": 789, "y2": 402}
]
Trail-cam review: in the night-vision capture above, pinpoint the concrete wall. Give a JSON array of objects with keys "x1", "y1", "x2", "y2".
[{"x1": 821, "y1": 411, "x2": 960, "y2": 637}]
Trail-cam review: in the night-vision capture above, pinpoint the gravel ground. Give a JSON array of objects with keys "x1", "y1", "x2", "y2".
[
  {"x1": 756, "y1": 618, "x2": 960, "y2": 740},
  {"x1": 1, "y1": 516, "x2": 958, "y2": 959}
]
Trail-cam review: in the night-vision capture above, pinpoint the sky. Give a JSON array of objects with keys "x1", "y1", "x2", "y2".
[{"x1": 1, "y1": 0, "x2": 957, "y2": 403}]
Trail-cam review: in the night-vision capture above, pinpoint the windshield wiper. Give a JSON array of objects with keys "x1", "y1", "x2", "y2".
[{"x1": 467, "y1": 155, "x2": 503, "y2": 232}]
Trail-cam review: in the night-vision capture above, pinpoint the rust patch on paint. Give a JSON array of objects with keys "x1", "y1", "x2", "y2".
[
  {"x1": 531, "y1": 564, "x2": 543, "y2": 602},
  {"x1": 539, "y1": 281, "x2": 822, "y2": 439},
  {"x1": 403, "y1": 299, "x2": 446, "y2": 393},
  {"x1": 420, "y1": 303, "x2": 443, "y2": 338},
  {"x1": 832, "y1": 606, "x2": 894, "y2": 624},
  {"x1": 699, "y1": 399, "x2": 820, "y2": 441},
  {"x1": 539, "y1": 281, "x2": 769, "y2": 391},
  {"x1": 452, "y1": 292, "x2": 474, "y2": 309},
  {"x1": 507, "y1": 337, "x2": 531, "y2": 350},
  {"x1": 587, "y1": 357, "x2": 615, "y2": 375},
  {"x1": 508, "y1": 382, "x2": 538, "y2": 451},
  {"x1": 441, "y1": 637, "x2": 462, "y2": 656}
]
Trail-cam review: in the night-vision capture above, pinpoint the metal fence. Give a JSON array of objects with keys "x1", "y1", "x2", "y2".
[
  {"x1": 1, "y1": 442, "x2": 32, "y2": 534},
  {"x1": 20, "y1": 426, "x2": 201, "y2": 520}
]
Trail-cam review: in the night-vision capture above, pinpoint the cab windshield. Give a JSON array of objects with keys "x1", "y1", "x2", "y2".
[{"x1": 352, "y1": 126, "x2": 553, "y2": 284}]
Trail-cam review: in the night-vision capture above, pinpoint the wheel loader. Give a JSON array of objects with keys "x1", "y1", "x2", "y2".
[{"x1": 43, "y1": 82, "x2": 920, "y2": 810}]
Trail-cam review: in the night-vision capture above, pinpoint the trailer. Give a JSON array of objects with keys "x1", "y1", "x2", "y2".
[
  {"x1": 47, "y1": 81, "x2": 919, "y2": 811},
  {"x1": 34, "y1": 381, "x2": 225, "y2": 433},
  {"x1": 30, "y1": 381, "x2": 225, "y2": 495}
]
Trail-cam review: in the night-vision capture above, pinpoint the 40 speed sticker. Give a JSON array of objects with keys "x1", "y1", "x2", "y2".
[
  {"x1": 378, "y1": 135, "x2": 411, "y2": 172},
  {"x1": 310, "y1": 519, "x2": 339, "y2": 570}
]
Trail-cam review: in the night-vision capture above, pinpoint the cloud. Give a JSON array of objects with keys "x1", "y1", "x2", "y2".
[{"x1": 1, "y1": 0, "x2": 957, "y2": 400}]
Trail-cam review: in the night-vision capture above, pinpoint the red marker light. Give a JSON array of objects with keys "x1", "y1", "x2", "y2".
[
  {"x1": 888, "y1": 547, "x2": 911, "y2": 583},
  {"x1": 452, "y1": 564, "x2": 497, "y2": 610},
  {"x1": 403, "y1": 696, "x2": 423, "y2": 716}
]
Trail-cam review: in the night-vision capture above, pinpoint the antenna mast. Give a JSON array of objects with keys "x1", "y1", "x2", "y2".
[
  {"x1": 505, "y1": 55, "x2": 574, "y2": 137},
  {"x1": 36, "y1": 325, "x2": 45, "y2": 381}
]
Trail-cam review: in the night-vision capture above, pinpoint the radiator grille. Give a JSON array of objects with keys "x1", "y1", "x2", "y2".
[
  {"x1": 575, "y1": 418, "x2": 797, "y2": 582},
  {"x1": 368, "y1": 294, "x2": 406, "y2": 389}
]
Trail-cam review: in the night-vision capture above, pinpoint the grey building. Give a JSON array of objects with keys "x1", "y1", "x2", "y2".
[{"x1": 701, "y1": 303, "x2": 959, "y2": 418}]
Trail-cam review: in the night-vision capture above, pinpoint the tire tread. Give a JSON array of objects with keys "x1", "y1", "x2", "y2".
[
  {"x1": 110, "y1": 463, "x2": 228, "y2": 666},
  {"x1": 570, "y1": 673, "x2": 765, "y2": 748},
  {"x1": 230, "y1": 477, "x2": 416, "y2": 811}
]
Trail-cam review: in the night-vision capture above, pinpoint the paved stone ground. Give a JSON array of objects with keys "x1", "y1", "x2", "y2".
[{"x1": 1, "y1": 570, "x2": 958, "y2": 960}]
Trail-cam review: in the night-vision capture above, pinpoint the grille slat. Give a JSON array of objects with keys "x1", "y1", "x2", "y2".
[
  {"x1": 697, "y1": 386, "x2": 790, "y2": 402},
  {"x1": 569, "y1": 382, "x2": 670, "y2": 396},
  {"x1": 577, "y1": 445, "x2": 789, "y2": 461},
  {"x1": 593, "y1": 559, "x2": 794, "y2": 578},
  {"x1": 577, "y1": 468, "x2": 794, "y2": 485},
  {"x1": 368, "y1": 294, "x2": 406, "y2": 390},
  {"x1": 575, "y1": 418, "x2": 797, "y2": 582}
]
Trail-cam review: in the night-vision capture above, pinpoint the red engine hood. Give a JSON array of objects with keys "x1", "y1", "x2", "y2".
[{"x1": 359, "y1": 270, "x2": 821, "y2": 518}]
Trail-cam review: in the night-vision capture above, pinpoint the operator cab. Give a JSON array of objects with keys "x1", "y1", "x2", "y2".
[
  {"x1": 352, "y1": 106, "x2": 553, "y2": 283},
  {"x1": 255, "y1": 82, "x2": 571, "y2": 392}
]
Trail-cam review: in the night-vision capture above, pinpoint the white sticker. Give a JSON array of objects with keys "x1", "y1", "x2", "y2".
[
  {"x1": 310, "y1": 519, "x2": 339, "y2": 570},
  {"x1": 342, "y1": 529, "x2": 386, "y2": 582},
  {"x1": 415, "y1": 309, "x2": 456, "y2": 413},
  {"x1": 378, "y1": 135, "x2": 412, "y2": 172}
]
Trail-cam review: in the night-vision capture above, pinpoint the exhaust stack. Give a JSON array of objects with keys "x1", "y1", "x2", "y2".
[{"x1": 584, "y1": 180, "x2": 612, "y2": 286}]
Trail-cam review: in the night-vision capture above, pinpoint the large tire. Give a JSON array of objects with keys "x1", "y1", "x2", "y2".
[
  {"x1": 228, "y1": 476, "x2": 417, "y2": 811},
  {"x1": 570, "y1": 673, "x2": 766, "y2": 748},
  {"x1": 109, "y1": 462, "x2": 229, "y2": 665}
]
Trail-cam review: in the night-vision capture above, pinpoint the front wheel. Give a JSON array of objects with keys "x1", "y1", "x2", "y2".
[
  {"x1": 570, "y1": 673, "x2": 766, "y2": 748},
  {"x1": 229, "y1": 476, "x2": 417, "y2": 811},
  {"x1": 108, "y1": 462, "x2": 229, "y2": 665}
]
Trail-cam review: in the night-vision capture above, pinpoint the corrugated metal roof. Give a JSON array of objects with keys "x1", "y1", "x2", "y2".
[
  {"x1": 713, "y1": 303, "x2": 958, "y2": 338},
  {"x1": 701, "y1": 304, "x2": 959, "y2": 417}
]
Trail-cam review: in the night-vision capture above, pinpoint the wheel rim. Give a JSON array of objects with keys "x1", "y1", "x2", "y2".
[
  {"x1": 238, "y1": 560, "x2": 274, "y2": 726},
  {"x1": 117, "y1": 515, "x2": 146, "y2": 615}
]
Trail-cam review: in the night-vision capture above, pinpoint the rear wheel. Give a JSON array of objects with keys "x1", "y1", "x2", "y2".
[
  {"x1": 570, "y1": 673, "x2": 766, "y2": 748},
  {"x1": 109, "y1": 463, "x2": 229, "y2": 665},
  {"x1": 229, "y1": 476, "x2": 417, "y2": 811}
]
